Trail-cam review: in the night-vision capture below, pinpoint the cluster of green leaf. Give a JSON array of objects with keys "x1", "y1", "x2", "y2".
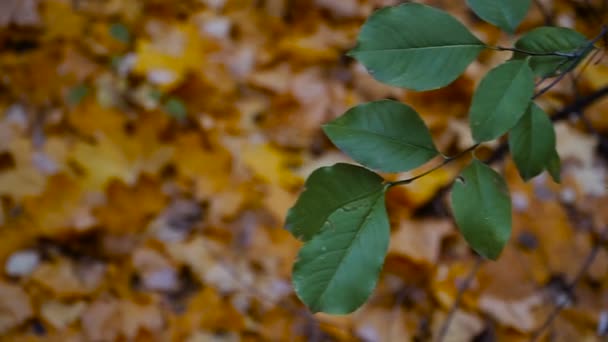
[{"x1": 285, "y1": 1, "x2": 598, "y2": 314}]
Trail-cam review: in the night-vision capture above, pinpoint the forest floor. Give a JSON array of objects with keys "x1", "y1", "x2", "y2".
[{"x1": 0, "y1": 0, "x2": 608, "y2": 341}]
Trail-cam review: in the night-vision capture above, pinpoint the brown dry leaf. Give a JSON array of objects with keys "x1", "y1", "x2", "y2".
[
  {"x1": 263, "y1": 184, "x2": 297, "y2": 224},
  {"x1": 119, "y1": 299, "x2": 165, "y2": 340},
  {"x1": 432, "y1": 261, "x2": 479, "y2": 310},
  {"x1": 0, "y1": 138, "x2": 48, "y2": 200},
  {"x1": 248, "y1": 63, "x2": 291, "y2": 93},
  {"x1": 315, "y1": 0, "x2": 361, "y2": 18},
  {"x1": 526, "y1": 201, "x2": 592, "y2": 280},
  {"x1": 21, "y1": 174, "x2": 96, "y2": 235},
  {"x1": 246, "y1": 224, "x2": 300, "y2": 278},
  {"x1": 185, "y1": 331, "x2": 241, "y2": 342},
  {"x1": 165, "y1": 237, "x2": 247, "y2": 292},
  {"x1": 172, "y1": 286, "x2": 245, "y2": 340},
  {"x1": 82, "y1": 297, "x2": 165, "y2": 341},
  {"x1": 1, "y1": 0, "x2": 607, "y2": 340},
  {"x1": 478, "y1": 294, "x2": 542, "y2": 333},
  {"x1": 313, "y1": 313, "x2": 354, "y2": 341},
  {"x1": 31, "y1": 259, "x2": 105, "y2": 298},
  {"x1": 431, "y1": 310, "x2": 484, "y2": 342},
  {"x1": 0, "y1": 0, "x2": 39, "y2": 27},
  {"x1": 131, "y1": 247, "x2": 179, "y2": 292},
  {"x1": 94, "y1": 176, "x2": 167, "y2": 234},
  {"x1": 354, "y1": 307, "x2": 416, "y2": 341},
  {"x1": 40, "y1": 300, "x2": 87, "y2": 330},
  {"x1": 81, "y1": 298, "x2": 121, "y2": 341},
  {"x1": 0, "y1": 282, "x2": 33, "y2": 334},
  {"x1": 389, "y1": 219, "x2": 454, "y2": 265}
]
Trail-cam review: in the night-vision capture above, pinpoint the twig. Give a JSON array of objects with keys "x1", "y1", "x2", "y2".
[
  {"x1": 533, "y1": 70, "x2": 572, "y2": 98},
  {"x1": 551, "y1": 85, "x2": 608, "y2": 121},
  {"x1": 532, "y1": 25, "x2": 607, "y2": 98},
  {"x1": 533, "y1": 0, "x2": 554, "y2": 26},
  {"x1": 389, "y1": 144, "x2": 479, "y2": 188},
  {"x1": 436, "y1": 257, "x2": 484, "y2": 342},
  {"x1": 529, "y1": 230, "x2": 607, "y2": 341}
]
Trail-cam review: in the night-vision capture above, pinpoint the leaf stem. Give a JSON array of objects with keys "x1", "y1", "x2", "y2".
[
  {"x1": 492, "y1": 46, "x2": 578, "y2": 58},
  {"x1": 389, "y1": 144, "x2": 479, "y2": 188}
]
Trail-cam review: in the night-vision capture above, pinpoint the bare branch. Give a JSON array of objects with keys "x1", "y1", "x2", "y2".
[
  {"x1": 436, "y1": 256, "x2": 484, "y2": 342},
  {"x1": 529, "y1": 229, "x2": 607, "y2": 341}
]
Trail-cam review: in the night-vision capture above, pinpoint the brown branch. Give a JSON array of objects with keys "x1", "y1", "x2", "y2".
[
  {"x1": 436, "y1": 256, "x2": 484, "y2": 342},
  {"x1": 529, "y1": 229, "x2": 608, "y2": 341}
]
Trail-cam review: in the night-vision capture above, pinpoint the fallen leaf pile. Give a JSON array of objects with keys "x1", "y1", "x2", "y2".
[{"x1": 0, "y1": 0, "x2": 607, "y2": 340}]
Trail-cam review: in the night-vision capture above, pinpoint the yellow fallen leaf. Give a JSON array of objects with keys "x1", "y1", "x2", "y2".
[
  {"x1": 242, "y1": 142, "x2": 301, "y2": 188},
  {"x1": 42, "y1": 0, "x2": 85, "y2": 40},
  {"x1": 401, "y1": 167, "x2": 453, "y2": 207},
  {"x1": 132, "y1": 22, "x2": 208, "y2": 90},
  {"x1": 173, "y1": 133, "x2": 232, "y2": 198}
]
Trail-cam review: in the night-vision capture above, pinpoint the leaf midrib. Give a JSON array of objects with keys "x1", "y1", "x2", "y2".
[
  {"x1": 311, "y1": 190, "x2": 384, "y2": 310},
  {"x1": 327, "y1": 125, "x2": 437, "y2": 153},
  {"x1": 299, "y1": 186, "x2": 383, "y2": 240},
  {"x1": 354, "y1": 44, "x2": 484, "y2": 53},
  {"x1": 473, "y1": 63, "x2": 529, "y2": 139}
]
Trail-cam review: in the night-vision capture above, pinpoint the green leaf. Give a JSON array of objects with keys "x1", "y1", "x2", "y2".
[
  {"x1": 466, "y1": 0, "x2": 531, "y2": 33},
  {"x1": 322, "y1": 100, "x2": 439, "y2": 173},
  {"x1": 109, "y1": 23, "x2": 131, "y2": 43},
  {"x1": 546, "y1": 148, "x2": 561, "y2": 183},
  {"x1": 451, "y1": 159, "x2": 511, "y2": 260},
  {"x1": 513, "y1": 27, "x2": 589, "y2": 77},
  {"x1": 164, "y1": 97, "x2": 187, "y2": 119},
  {"x1": 348, "y1": 3, "x2": 486, "y2": 91},
  {"x1": 285, "y1": 163, "x2": 385, "y2": 241},
  {"x1": 509, "y1": 103, "x2": 556, "y2": 181},
  {"x1": 292, "y1": 181, "x2": 389, "y2": 314},
  {"x1": 67, "y1": 85, "x2": 89, "y2": 105},
  {"x1": 469, "y1": 60, "x2": 535, "y2": 142}
]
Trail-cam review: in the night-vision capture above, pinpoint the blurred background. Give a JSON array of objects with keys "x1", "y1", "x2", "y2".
[{"x1": 0, "y1": 0, "x2": 607, "y2": 340}]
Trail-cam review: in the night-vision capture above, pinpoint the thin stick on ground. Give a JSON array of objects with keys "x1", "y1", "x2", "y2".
[
  {"x1": 529, "y1": 230, "x2": 608, "y2": 341},
  {"x1": 436, "y1": 256, "x2": 484, "y2": 342}
]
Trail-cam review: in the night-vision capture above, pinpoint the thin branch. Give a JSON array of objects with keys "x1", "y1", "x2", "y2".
[
  {"x1": 551, "y1": 85, "x2": 608, "y2": 121},
  {"x1": 532, "y1": 25, "x2": 607, "y2": 98},
  {"x1": 529, "y1": 230, "x2": 607, "y2": 341},
  {"x1": 533, "y1": 69, "x2": 572, "y2": 98},
  {"x1": 389, "y1": 144, "x2": 479, "y2": 188},
  {"x1": 436, "y1": 257, "x2": 484, "y2": 342}
]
